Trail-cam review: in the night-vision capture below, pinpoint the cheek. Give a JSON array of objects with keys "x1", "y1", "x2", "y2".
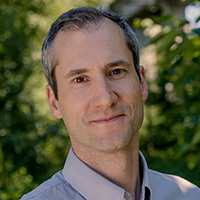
[
  {"x1": 59, "y1": 100, "x2": 82, "y2": 137},
  {"x1": 58, "y1": 88, "x2": 89, "y2": 122},
  {"x1": 119, "y1": 78, "x2": 143, "y2": 104},
  {"x1": 122, "y1": 80, "x2": 144, "y2": 120}
]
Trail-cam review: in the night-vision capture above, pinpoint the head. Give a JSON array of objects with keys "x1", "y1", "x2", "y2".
[
  {"x1": 41, "y1": 6, "x2": 140, "y2": 100},
  {"x1": 44, "y1": 7, "x2": 148, "y2": 155}
]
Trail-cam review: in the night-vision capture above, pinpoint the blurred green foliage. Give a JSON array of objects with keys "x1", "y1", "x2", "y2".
[
  {"x1": 0, "y1": 0, "x2": 199, "y2": 199},
  {"x1": 139, "y1": 12, "x2": 200, "y2": 187},
  {"x1": 0, "y1": 0, "x2": 69, "y2": 199}
]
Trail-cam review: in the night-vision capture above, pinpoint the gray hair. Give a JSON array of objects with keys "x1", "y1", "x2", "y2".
[{"x1": 41, "y1": 6, "x2": 140, "y2": 99}]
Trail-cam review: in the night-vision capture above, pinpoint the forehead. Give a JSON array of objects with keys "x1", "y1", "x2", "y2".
[
  {"x1": 54, "y1": 18, "x2": 126, "y2": 51},
  {"x1": 53, "y1": 18, "x2": 131, "y2": 70}
]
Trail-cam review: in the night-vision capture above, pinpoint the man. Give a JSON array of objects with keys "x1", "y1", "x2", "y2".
[{"x1": 21, "y1": 6, "x2": 200, "y2": 200}]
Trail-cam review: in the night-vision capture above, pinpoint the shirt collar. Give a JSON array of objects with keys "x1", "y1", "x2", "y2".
[
  {"x1": 62, "y1": 147, "x2": 152, "y2": 200},
  {"x1": 139, "y1": 151, "x2": 152, "y2": 200}
]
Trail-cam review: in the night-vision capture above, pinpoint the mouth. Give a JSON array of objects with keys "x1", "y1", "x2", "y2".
[{"x1": 90, "y1": 114, "x2": 125, "y2": 124}]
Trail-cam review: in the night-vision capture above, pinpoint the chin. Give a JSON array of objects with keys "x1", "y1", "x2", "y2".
[{"x1": 93, "y1": 135, "x2": 133, "y2": 154}]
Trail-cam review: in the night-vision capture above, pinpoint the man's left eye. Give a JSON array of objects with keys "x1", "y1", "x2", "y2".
[{"x1": 110, "y1": 69, "x2": 122, "y2": 75}]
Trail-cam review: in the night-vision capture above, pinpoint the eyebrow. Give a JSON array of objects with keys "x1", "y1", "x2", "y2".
[
  {"x1": 64, "y1": 68, "x2": 90, "y2": 79},
  {"x1": 64, "y1": 60, "x2": 131, "y2": 79},
  {"x1": 105, "y1": 60, "x2": 131, "y2": 69}
]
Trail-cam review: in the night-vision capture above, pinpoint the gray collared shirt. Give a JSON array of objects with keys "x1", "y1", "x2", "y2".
[{"x1": 21, "y1": 148, "x2": 200, "y2": 200}]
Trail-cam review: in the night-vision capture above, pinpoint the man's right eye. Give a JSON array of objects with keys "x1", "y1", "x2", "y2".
[{"x1": 74, "y1": 76, "x2": 88, "y2": 83}]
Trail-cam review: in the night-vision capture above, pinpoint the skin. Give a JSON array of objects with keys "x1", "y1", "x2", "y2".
[{"x1": 47, "y1": 18, "x2": 148, "y2": 199}]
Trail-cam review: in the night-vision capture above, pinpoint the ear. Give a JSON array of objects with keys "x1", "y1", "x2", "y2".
[
  {"x1": 46, "y1": 85, "x2": 62, "y2": 119},
  {"x1": 139, "y1": 66, "x2": 148, "y2": 101}
]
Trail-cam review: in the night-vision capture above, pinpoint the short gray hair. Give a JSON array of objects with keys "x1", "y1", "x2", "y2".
[{"x1": 41, "y1": 6, "x2": 140, "y2": 99}]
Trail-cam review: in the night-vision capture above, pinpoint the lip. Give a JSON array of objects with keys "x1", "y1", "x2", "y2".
[{"x1": 90, "y1": 114, "x2": 125, "y2": 124}]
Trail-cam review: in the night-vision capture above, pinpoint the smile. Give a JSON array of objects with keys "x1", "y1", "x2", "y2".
[{"x1": 90, "y1": 114, "x2": 125, "y2": 124}]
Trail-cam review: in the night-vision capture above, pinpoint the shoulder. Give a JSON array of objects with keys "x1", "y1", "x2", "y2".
[
  {"x1": 149, "y1": 169, "x2": 200, "y2": 200},
  {"x1": 20, "y1": 171, "x2": 84, "y2": 200}
]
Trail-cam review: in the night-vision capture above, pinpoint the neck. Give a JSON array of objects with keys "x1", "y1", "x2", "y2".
[{"x1": 72, "y1": 134, "x2": 141, "y2": 199}]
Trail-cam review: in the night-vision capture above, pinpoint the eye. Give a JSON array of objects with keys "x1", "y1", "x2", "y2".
[
  {"x1": 109, "y1": 68, "x2": 126, "y2": 78},
  {"x1": 74, "y1": 76, "x2": 88, "y2": 83},
  {"x1": 110, "y1": 68, "x2": 122, "y2": 75}
]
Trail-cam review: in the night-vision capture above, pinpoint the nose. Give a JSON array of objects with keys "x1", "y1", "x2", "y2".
[{"x1": 92, "y1": 78, "x2": 118, "y2": 109}]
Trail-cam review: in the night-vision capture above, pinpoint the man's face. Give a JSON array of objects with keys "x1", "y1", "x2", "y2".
[{"x1": 47, "y1": 18, "x2": 148, "y2": 154}]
